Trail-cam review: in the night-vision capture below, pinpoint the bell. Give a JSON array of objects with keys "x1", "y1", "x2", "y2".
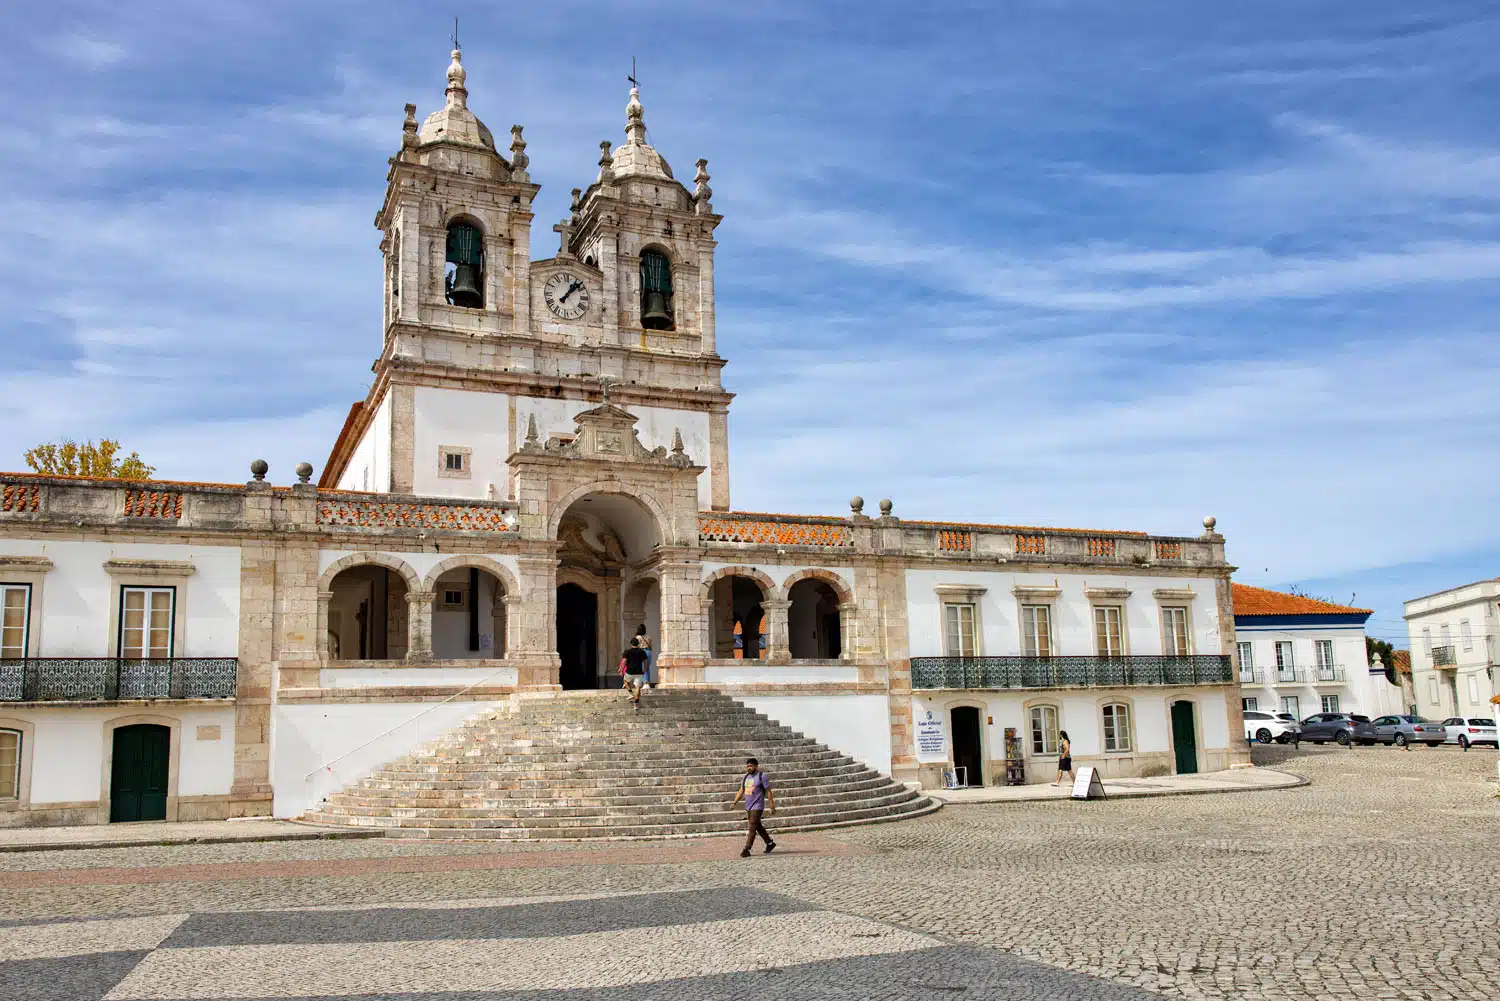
[
  {"x1": 448, "y1": 264, "x2": 483, "y2": 308},
  {"x1": 641, "y1": 289, "x2": 671, "y2": 329}
]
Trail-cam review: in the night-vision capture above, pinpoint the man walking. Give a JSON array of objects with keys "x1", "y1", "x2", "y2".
[
  {"x1": 731, "y1": 757, "x2": 775, "y2": 857},
  {"x1": 621, "y1": 636, "x2": 649, "y2": 709}
]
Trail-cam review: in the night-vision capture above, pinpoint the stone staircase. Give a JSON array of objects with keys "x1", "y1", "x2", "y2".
[{"x1": 303, "y1": 689, "x2": 939, "y2": 840}]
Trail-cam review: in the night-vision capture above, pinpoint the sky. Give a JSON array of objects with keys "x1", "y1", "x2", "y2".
[{"x1": 2, "y1": 0, "x2": 1498, "y2": 646}]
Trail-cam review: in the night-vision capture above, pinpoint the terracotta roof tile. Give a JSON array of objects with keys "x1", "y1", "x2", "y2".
[
  {"x1": 1232, "y1": 583, "x2": 1371, "y2": 617},
  {"x1": 1392, "y1": 650, "x2": 1411, "y2": 673}
]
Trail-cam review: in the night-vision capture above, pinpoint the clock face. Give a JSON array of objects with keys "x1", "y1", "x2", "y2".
[{"x1": 543, "y1": 272, "x2": 590, "y2": 320}]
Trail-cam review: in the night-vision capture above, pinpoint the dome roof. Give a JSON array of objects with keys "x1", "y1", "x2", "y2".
[
  {"x1": 417, "y1": 49, "x2": 496, "y2": 152},
  {"x1": 611, "y1": 86, "x2": 673, "y2": 180}
]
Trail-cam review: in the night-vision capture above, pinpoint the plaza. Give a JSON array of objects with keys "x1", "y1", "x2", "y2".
[{"x1": 2, "y1": 745, "x2": 1494, "y2": 1000}]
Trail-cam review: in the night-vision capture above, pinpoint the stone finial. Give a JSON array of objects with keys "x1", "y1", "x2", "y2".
[
  {"x1": 295, "y1": 462, "x2": 314, "y2": 484},
  {"x1": 599, "y1": 375, "x2": 617, "y2": 404},
  {"x1": 879, "y1": 499, "x2": 893, "y2": 517},
  {"x1": 402, "y1": 103, "x2": 419, "y2": 147},
  {"x1": 569, "y1": 188, "x2": 583, "y2": 225},
  {"x1": 553, "y1": 216, "x2": 575, "y2": 257},
  {"x1": 445, "y1": 48, "x2": 468, "y2": 110},
  {"x1": 850, "y1": 496, "x2": 864, "y2": 516},
  {"x1": 667, "y1": 427, "x2": 693, "y2": 469},
  {"x1": 1371, "y1": 651, "x2": 1385, "y2": 671},
  {"x1": 1203, "y1": 515, "x2": 1217, "y2": 532},
  {"x1": 597, "y1": 141, "x2": 614, "y2": 183},
  {"x1": 508, "y1": 125, "x2": 529, "y2": 173},
  {"x1": 249, "y1": 459, "x2": 268, "y2": 482},
  {"x1": 625, "y1": 85, "x2": 647, "y2": 145},
  {"x1": 525, "y1": 413, "x2": 539, "y2": 443},
  {"x1": 693, "y1": 158, "x2": 713, "y2": 214}
]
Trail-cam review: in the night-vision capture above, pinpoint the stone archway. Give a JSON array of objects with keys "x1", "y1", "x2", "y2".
[
  {"x1": 319, "y1": 553, "x2": 423, "y2": 662},
  {"x1": 783, "y1": 569, "x2": 854, "y2": 662},
  {"x1": 703, "y1": 568, "x2": 776, "y2": 660}
]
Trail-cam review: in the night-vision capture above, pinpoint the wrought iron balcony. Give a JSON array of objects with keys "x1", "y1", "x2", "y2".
[
  {"x1": 0, "y1": 658, "x2": 237, "y2": 702},
  {"x1": 1312, "y1": 665, "x2": 1346, "y2": 683},
  {"x1": 1273, "y1": 668, "x2": 1306, "y2": 684},
  {"x1": 1238, "y1": 668, "x2": 1264, "y2": 685},
  {"x1": 1431, "y1": 645, "x2": 1456, "y2": 667},
  {"x1": 909, "y1": 655, "x2": 1233, "y2": 690}
]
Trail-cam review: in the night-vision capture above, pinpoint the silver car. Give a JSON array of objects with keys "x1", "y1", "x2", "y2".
[
  {"x1": 1368, "y1": 714, "x2": 1447, "y2": 747},
  {"x1": 1440, "y1": 717, "x2": 1498, "y2": 750}
]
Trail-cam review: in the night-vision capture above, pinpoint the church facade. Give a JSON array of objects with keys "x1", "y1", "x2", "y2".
[{"x1": 0, "y1": 51, "x2": 1247, "y2": 827}]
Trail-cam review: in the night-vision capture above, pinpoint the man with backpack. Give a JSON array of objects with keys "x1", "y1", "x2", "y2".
[
  {"x1": 731, "y1": 757, "x2": 775, "y2": 857},
  {"x1": 620, "y1": 636, "x2": 649, "y2": 709}
]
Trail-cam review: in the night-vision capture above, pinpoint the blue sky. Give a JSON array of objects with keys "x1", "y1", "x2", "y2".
[{"x1": 3, "y1": 0, "x2": 1499, "y2": 645}]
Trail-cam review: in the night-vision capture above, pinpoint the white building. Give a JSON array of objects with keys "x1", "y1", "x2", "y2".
[
  {"x1": 1404, "y1": 578, "x2": 1500, "y2": 720},
  {"x1": 1232, "y1": 584, "x2": 1403, "y2": 720}
]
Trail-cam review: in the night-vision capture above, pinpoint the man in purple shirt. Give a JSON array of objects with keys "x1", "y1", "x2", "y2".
[{"x1": 731, "y1": 757, "x2": 775, "y2": 857}]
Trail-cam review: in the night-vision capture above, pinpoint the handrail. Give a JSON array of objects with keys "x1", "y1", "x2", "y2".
[{"x1": 302, "y1": 662, "x2": 515, "y2": 781}]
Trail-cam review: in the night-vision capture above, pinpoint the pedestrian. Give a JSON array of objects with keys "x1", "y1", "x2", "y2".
[
  {"x1": 635, "y1": 623, "x2": 657, "y2": 688},
  {"x1": 1052, "y1": 730, "x2": 1075, "y2": 786},
  {"x1": 731, "y1": 757, "x2": 776, "y2": 857},
  {"x1": 621, "y1": 636, "x2": 649, "y2": 710}
]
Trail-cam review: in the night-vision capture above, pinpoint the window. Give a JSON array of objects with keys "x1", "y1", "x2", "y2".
[
  {"x1": 639, "y1": 249, "x2": 674, "y2": 330},
  {"x1": 1440, "y1": 624, "x2": 1451, "y2": 649},
  {"x1": 1275, "y1": 641, "x2": 1295, "y2": 679},
  {"x1": 1161, "y1": 606, "x2": 1189, "y2": 655},
  {"x1": 1429, "y1": 680, "x2": 1440, "y2": 703},
  {"x1": 1094, "y1": 606, "x2": 1124, "y2": 657},
  {"x1": 1102, "y1": 703, "x2": 1132, "y2": 752},
  {"x1": 1021, "y1": 605, "x2": 1052, "y2": 657},
  {"x1": 943, "y1": 603, "x2": 977, "y2": 657},
  {"x1": 1029, "y1": 705, "x2": 1058, "y2": 755},
  {"x1": 1237, "y1": 641, "x2": 1254, "y2": 681},
  {"x1": 1, "y1": 584, "x2": 29, "y2": 659},
  {"x1": 1242, "y1": 697, "x2": 1258, "y2": 711},
  {"x1": 120, "y1": 587, "x2": 173, "y2": 659},
  {"x1": 0, "y1": 729, "x2": 16, "y2": 799},
  {"x1": 444, "y1": 221, "x2": 484, "y2": 308},
  {"x1": 1280, "y1": 695, "x2": 1300, "y2": 718},
  {"x1": 441, "y1": 587, "x2": 467, "y2": 609},
  {"x1": 437, "y1": 446, "x2": 472, "y2": 479},
  {"x1": 1320, "y1": 695, "x2": 1340, "y2": 714},
  {"x1": 1460, "y1": 619, "x2": 1473, "y2": 651},
  {"x1": 1469, "y1": 676, "x2": 1481, "y2": 703},
  {"x1": 1422, "y1": 627, "x2": 1432, "y2": 654},
  {"x1": 445, "y1": 452, "x2": 464, "y2": 472}
]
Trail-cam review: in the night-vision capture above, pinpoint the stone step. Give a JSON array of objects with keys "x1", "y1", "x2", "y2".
[
  {"x1": 332, "y1": 774, "x2": 900, "y2": 805},
  {"x1": 362, "y1": 761, "x2": 871, "y2": 783},
  {"x1": 324, "y1": 782, "x2": 912, "y2": 815}
]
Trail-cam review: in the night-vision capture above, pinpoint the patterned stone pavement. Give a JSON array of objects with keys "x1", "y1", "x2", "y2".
[{"x1": 0, "y1": 745, "x2": 1495, "y2": 1000}]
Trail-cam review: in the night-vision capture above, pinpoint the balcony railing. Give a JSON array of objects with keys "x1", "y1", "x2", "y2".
[
  {"x1": 1238, "y1": 668, "x2": 1264, "y2": 685},
  {"x1": 1274, "y1": 667, "x2": 1306, "y2": 684},
  {"x1": 1312, "y1": 665, "x2": 1346, "y2": 683},
  {"x1": 0, "y1": 658, "x2": 237, "y2": 702},
  {"x1": 1432, "y1": 646, "x2": 1456, "y2": 667},
  {"x1": 910, "y1": 655, "x2": 1233, "y2": 690}
]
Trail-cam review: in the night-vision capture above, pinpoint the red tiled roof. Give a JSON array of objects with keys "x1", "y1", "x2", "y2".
[
  {"x1": 1232, "y1": 583, "x2": 1371, "y2": 616},
  {"x1": 1392, "y1": 650, "x2": 1411, "y2": 674}
]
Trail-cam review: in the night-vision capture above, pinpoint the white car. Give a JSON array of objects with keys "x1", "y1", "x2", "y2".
[
  {"x1": 1440, "y1": 717, "x2": 1498, "y2": 750},
  {"x1": 1244, "y1": 710, "x2": 1300, "y2": 744}
]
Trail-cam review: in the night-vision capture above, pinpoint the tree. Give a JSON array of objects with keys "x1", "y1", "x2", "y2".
[{"x1": 23, "y1": 439, "x2": 155, "y2": 480}]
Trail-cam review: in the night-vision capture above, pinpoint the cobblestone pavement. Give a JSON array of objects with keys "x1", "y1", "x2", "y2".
[{"x1": 1, "y1": 747, "x2": 1495, "y2": 1000}]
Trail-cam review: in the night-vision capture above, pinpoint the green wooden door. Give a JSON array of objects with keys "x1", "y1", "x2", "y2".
[
  {"x1": 110, "y1": 724, "x2": 170, "y2": 822},
  {"x1": 1170, "y1": 701, "x2": 1198, "y2": 775}
]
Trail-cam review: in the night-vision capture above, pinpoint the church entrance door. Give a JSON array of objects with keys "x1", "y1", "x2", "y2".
[{"x1": 557, "y1": 583, "x2": 598, "y2": 690}]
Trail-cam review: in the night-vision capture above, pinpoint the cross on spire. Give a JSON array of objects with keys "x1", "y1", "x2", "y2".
[
  {"x1": 627, "y1": 56, "x2": 637, "y2": 90},
  {"x1": 452, "y1": 15, "x2": 460, "y2": 50}
]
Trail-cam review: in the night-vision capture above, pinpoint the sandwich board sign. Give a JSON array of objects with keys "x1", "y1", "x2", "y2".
[{"x1": 1070, "y1": 766, "x2": 1106, "y2": 800}]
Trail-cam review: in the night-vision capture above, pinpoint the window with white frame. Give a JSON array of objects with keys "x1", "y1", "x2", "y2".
[
  {"x1": 1460, "y1": 619, "x2": 1472, "y2": 651},
  {"x1": 120, "y1": 587, "x2": 174, "y2": 659},
  {"x1": 1422, "y1": 627, "x2": 1432, "y2": 654},
  {"x1": 1315, "y1": 639, "x2": 1335, "y2": 678},
  {"x1": 0, "y1": 729, "x2": 18, "y2": 799},
  {"x1": 1, "y1": 584, "x2": 29, "y2": 659},
  {"x1": 1029, "y1": 705, "x2": 1059, "y2": 755},
  {"x1": 943, "y1": 603, "x2": 977, "y2": 657},
  {"x1": 1161, "y1": 606, "x2": 1190, "y2": 655},
  {"x1": 1094, "y1": 606, "x2": 1124, "y2": 657},
  {"x1": 1440, "y1": 624, "x2": 1451, "y2": 649},
  {"x1": 1021, "y1": 605, "x2": 1052, "y2": 657},
  {"x1": 1242, "y1": 697, "x2": 1258, "y2": 712},
  {"x1": 1237, "y1": 641, "x2": 1254, "y2": 680},
  {"x1": 1102, "y1": 702, "x2": 1132, "y2": 752},
  {"x1": 1320, "y1": 694, "x2": 1339, "y2": 714},
  {"x1": 1275, "y1": 640, "x2": 1295, "y2": 679},
  {"x1": 1280, "y1": 695, "x2": 1300, "y2": 717}
]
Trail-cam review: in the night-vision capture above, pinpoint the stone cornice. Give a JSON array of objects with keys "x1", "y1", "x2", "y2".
[
  {"x1": 103, "y1": 558, "x2": 196, "y2": 579},
  {"x1": 0, "y1": 555, "x2": 53, "y2": 572}
]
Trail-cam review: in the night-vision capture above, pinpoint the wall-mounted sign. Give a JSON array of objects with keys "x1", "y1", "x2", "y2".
[{"x1": 915, "y1": 708, "x2": 947, "y2": 762}]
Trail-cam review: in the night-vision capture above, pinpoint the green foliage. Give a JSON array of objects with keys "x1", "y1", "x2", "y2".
[
  {"x1": 23, "y1": 439, "x2": 155, "y2": 480},
  {"x1": 1366, "y1": 636, "x2": 1400, "y2": 686}
]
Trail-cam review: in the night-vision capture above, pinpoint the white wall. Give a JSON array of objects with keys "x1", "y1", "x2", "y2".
[
  {"x1": 905, "y1": 568, "x2": 1223, "y2": 658},
  {"x1": 1404, "y1": 585, "x2": 1500, "y2": 719},
  {"x1": 408, "y1": 386, "x2": 715, "y2": 506},
  {"x1": 7, "y1": 705, "x2": 235, "y2": 805},
  {"x1": 705, "y1": 665, "x2": 861, "y2": 685},
  {"x1": 336, "y1": 393, "x2": 391, "y2": 493},
  {"x1": 319, "y1": 666, "x2": 517, "y2": 689},
  {"x1": 1235, "y1": 622, "x2": 1402, "y2": 718},
  {"x1": 0, "y1": 539, "x2": 240, "y2": 657},
  {"x1": 740, "y1": 695, "x2": 891, "y2": 776},
  {"x1": 271, "y1": 700, "x2": 503, "y2": 818}
]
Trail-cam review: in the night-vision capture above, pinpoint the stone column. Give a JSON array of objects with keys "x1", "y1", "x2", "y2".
[
  {"x1": 502, "y1": 594, "x2": 522, "y2": 658},
  {"x1": 389, "y1": 384, "x2": 415, "y2": 494},
  {"x1": 405, "y1": 590, "x2": 434, "y2": 660},
  {"x1": 513, "y1": 555, "x2": 561, "y2": 689},
  {"x1": 230, "y1": 540, "x2": 277, "y2": 818},
  {"x1": 698, "y1": 245, "x2": 717, "y2": 355},
  {"x1": 763, "y1": 599, "x2": 792, "y2": 665},
  {"x1": 708, "y1": 405, "x2": 730, "y2": 512},
  {"x1": 839, "y1": 601, "x2": 858, "y2": 663},
  {"x1": 874, "y1": 563, "x2": 920, "y2": 784},
  {"x1": 657, "y1": 559, "x2": 706, "y2": 685},
  {"x1": 315, "y1": 590, "x2": 334, "y2": 664}
]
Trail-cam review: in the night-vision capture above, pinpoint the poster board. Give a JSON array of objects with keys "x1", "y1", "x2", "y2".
[
  {"x1": 1070, "y1": 766, "x2": 1106, "y2": 800},
  {"x1": 914, "y1": 709, "x2": 948, "y2": 763}
]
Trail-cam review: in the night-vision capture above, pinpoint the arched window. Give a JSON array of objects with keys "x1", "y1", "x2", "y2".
[
  {"x1": 1102, "y1": 702, "x2": 1132, "y2": 753},
  {"x1": 1029, "y1": 705, "x2": 1059, "y2": 755},
  {"x1": 445, "y1": 221, "x2": 484, "y2": 308},
  {"x1": 639, "y1": 249, "x2": 673, "y2": 330},
  {"x1": 0, "y1": 729, "x2": 18, "y2": 799}
]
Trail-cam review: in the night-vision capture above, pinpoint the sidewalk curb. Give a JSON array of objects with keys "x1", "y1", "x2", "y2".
[
  {"x1": 933, "y1": 768, "x2": 1309, "y2": 805},
  {"x1": 0, "y1": 828, "x2": 383, "y2": 855}
]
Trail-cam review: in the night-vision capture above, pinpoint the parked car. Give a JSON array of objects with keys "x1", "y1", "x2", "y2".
[
  {"x1": 1440, "y1": 717, "x2": 1498, "y2": 750},
  {"x1": 1244, "y1": 710, "x2": 1300, "y2": 744},
  {"x1": 1299, "y1": 712, "x2": 1371, "y2": 746},
  {"x1": 1362, "y1": 714, "x2": 1447, "y2": 747}
]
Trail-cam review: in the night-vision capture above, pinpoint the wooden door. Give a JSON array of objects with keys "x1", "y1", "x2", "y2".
[
  {"x1": 951, "y1": 706, "x2": 983, "y2": 786},
  {"x1": 1170, "y1": 701, "x2": 1198, "y2": 775},
  {"x1": 110, "y1": 724, "x2": 170, "y2": 822}
]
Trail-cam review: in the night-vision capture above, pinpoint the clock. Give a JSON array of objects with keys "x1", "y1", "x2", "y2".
[{"x1": 543, "y1": 272, "x2": 590, "y2": 320}]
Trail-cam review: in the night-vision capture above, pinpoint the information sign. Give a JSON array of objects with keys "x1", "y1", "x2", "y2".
[{"x1": 1070, "y1": 766, "x2": 1106, "y2": 800}]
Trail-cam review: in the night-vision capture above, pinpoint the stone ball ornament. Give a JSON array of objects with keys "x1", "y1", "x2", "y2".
[
  {"x1": 250, "y1": 459, "x2": 269, "y2": 482},
  {"x1": 850, "y1": 496, "x2": 864, "y2": 515},
  {"x1": 295, "y1": 462, "x2": 314, "y2": 484},
  {"x1": 879, "y1": 499, "x2": 893, "y2": 517},
  {"x1": 1203, "y1": 515, "x2": 1217, "y2": 531}
]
